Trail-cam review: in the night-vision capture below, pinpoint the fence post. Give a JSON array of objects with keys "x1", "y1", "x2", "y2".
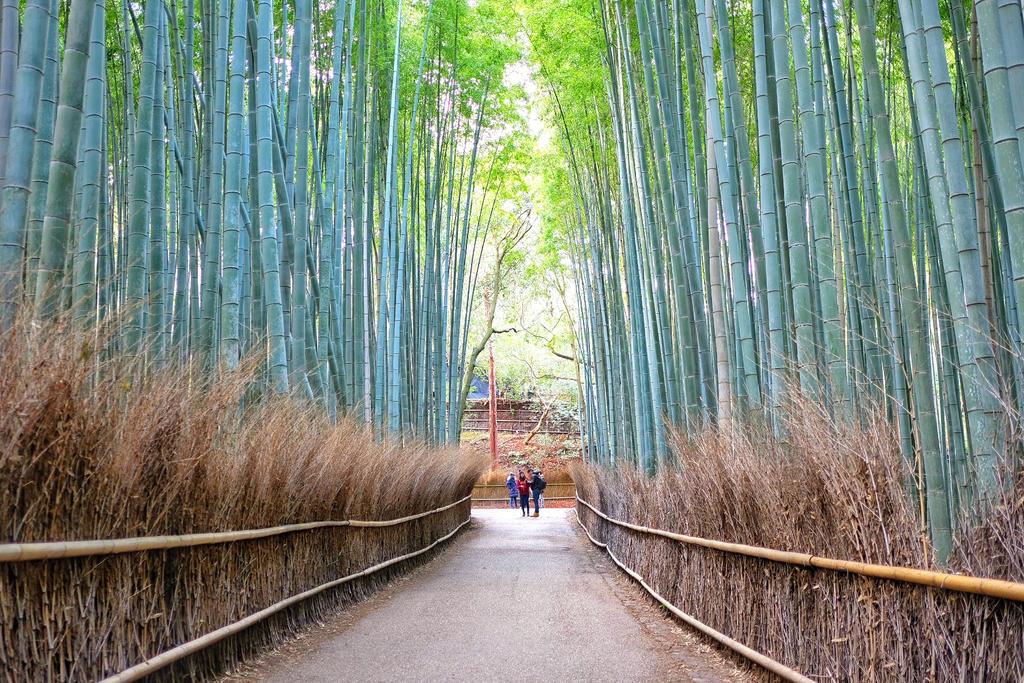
[{"x1": 488, "y1": 341, "x2": 497, "y2": 467}]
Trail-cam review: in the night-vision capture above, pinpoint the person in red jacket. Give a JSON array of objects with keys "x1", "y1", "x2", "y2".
[{"x1": 516, "y1": 471, "x2": 532, "y2": 517}]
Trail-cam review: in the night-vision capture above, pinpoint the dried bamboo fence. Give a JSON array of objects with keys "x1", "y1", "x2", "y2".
[
  {"x1": 577, "y1": 497, "x2": 1024, "y2": 602},
  {"x1": 0, "y1": 496, "x2": 472, "y2": 682},
  {"x1": 575, "y1": 488, "x2": 1024, "y2": 680},
  {"x1": 471, "y1": 482, "x2": 577, "y2": 504},
  {"x1": 574, "y1": 508, "x2": 812, "y2": 683}
]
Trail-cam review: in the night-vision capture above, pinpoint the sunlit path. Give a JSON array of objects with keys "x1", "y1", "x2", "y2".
[{"x1": 239, "y1": 509, "x2": 745, "y2": 683}]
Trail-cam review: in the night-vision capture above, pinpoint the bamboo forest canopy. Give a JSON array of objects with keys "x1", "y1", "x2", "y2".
[
  {"x1": 0, "y1": 0, "x2": 1023, "y2": 561},
  {"x1": 523, "y1": 0, "x2": 1024, "y2": 559},
  {"x1": 0, "y1": 0, "x2": 530, "y2": 444}
]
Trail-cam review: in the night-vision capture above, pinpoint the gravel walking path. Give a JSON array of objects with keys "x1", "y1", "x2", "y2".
[{"x1": 230, "y1": 508, "x2": 748, "y2": 682}]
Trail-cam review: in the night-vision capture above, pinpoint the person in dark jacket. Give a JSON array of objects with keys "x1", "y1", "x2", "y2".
[
  {"x1": 516, "y1": 471, "x2": 532, "y2": 517},
  {"x1": 505, "y1": 472, "x2": 519, "y2": 509},
  {"x1": 529, "y1": 469, "x2": 546, "y2": 517}
]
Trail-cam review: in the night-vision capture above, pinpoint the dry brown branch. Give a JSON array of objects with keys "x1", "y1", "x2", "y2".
[
  {"x1": 572, "y1": 402, "x2": 1024, "y2": 681},
  {"x1": 0, "y1": 316, "x2": 486, "y2": 681},
  {"x1": 524, "y1": 406, "x2": 551, "y2": 445}
]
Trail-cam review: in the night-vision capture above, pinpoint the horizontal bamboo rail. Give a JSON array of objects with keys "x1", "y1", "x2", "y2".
[
  {"x1": 346, "y1": 496, "x2": 470, "y2": 528},
  {"x1": 102, "y1": 516, "x2": 471, "y2": 682},
  {"x1": 473, "y1": 483, "x2": 577, "y2": 488},
  {"x1": 0, "y1": 495, "x2": 472, "y2": 562},
  {"x1": 472, "y1": 482, "x2": 576, "y2": 504},
  {"x1": 472, "y1": 497, "x2": 576, "y2": 502},
  {"x1": 575, "y1": 510, "x2": 812, "y2": 683},
  {"x1": 577, "y1": 496, "x2": 1024, "y2": 603}
]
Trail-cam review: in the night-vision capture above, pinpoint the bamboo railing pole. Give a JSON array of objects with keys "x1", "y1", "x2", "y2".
[
  {"x1": 472, "y1": 484, "x2": 576, "y2": 489},
  {"x1": 0, "y1": 495, "x2": 471, "y2": 561},
  {"x1": 346, "y1": 495, "x2": 471, "y2": 528},
  {"x1": 575, "y1": 509, "x2": 813, "y2": 683},
  {"x1": 102, "y1": 517, "x2": 471, "y2": 683},
  {"x1": 576, "y1": 497, "x2": 1024, "y2": 603},
  {"x1": 471, "y1": 497, "x2": 577, "y2": 502},
  {"x1": 0, "y1": 522, "x2": 350, "y2": 562}
]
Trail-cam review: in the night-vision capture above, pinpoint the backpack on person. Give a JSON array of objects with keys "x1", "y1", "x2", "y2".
[{"x1": 535, "y1": 474, "x2": 546, "y2": 492}]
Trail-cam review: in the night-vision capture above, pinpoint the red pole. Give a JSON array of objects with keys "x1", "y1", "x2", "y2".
[{"x1": 488, "y1": 341, "x2": 498, "y2": 467}]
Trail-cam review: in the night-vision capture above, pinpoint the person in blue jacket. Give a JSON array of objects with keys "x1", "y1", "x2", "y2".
[{"x1": 505, "y1": 472, "x2": 519, "y2": 509}]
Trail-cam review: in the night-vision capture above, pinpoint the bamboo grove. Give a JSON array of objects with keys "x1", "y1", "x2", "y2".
[
  {"x1": 528, "y1": 0, "x2": 1024, "y2": 557},
  {"x1": 0, "y1": 0, "x2": 523, "y2": 442}
]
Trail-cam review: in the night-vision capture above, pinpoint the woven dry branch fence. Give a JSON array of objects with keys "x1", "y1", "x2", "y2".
[
  {"x1": 0, "y1": 498, "x2": 472, "y2": 682},
  {"x1": 0, "y1": 321, "x2": 487, "y2": 682},
  {"x1": 574, "y1": 441, "x2": 1024, "y2": 681},
  {"x1": 574, "y1": 507, "x2": 813, "y2": 682},
  {"x1": 471, "y1": 482, "x2": 577, "y2": 503}
]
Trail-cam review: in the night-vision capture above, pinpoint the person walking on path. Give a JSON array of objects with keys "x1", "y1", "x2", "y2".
[
  {"x1": 516, "y1": 471, "x2": 532, "y2": 517},
  {"x1": 530, "y1": 469, "x2": 546, "y2": 517},
  {"x1": 506, "y1": 472, "x2": 519, "y2": 509}
]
